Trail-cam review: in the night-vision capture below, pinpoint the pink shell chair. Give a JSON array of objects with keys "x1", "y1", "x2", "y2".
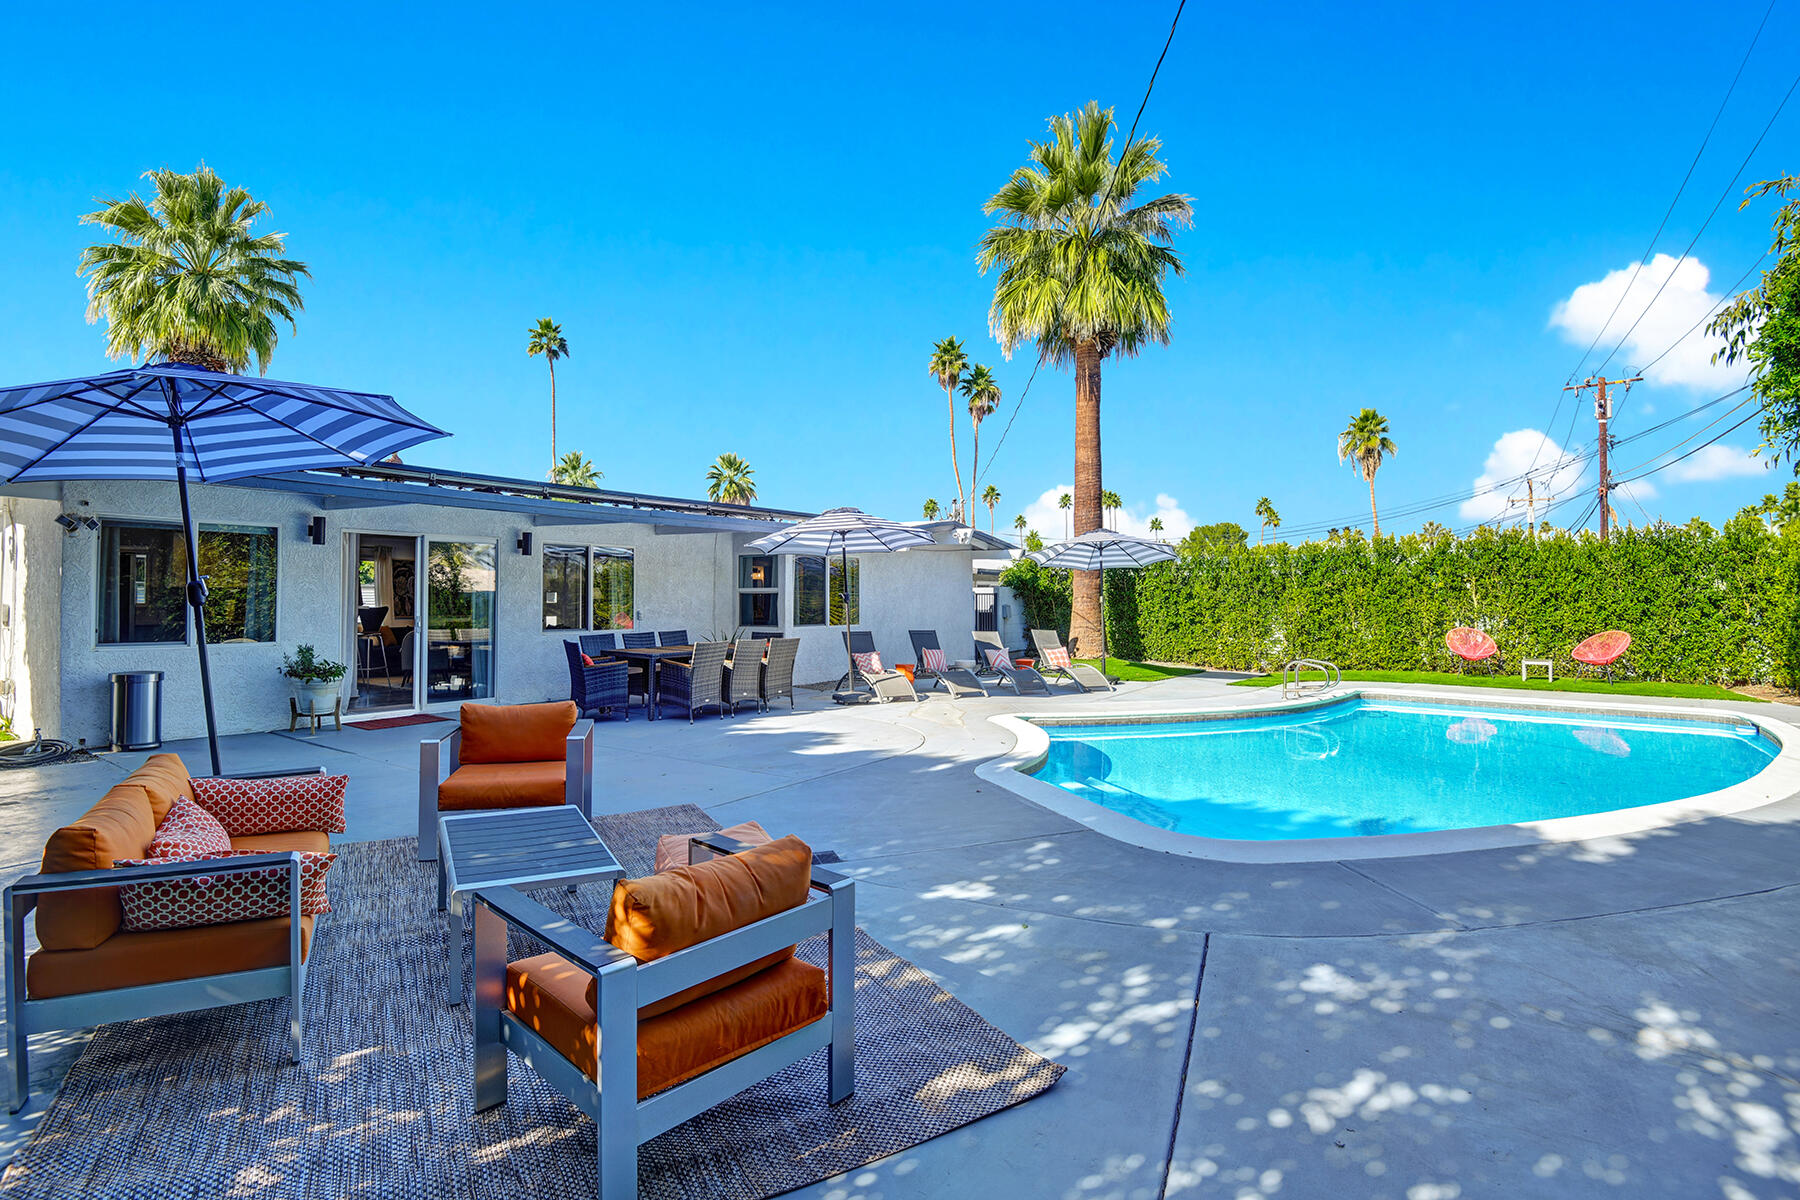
[
  {"x1": 1445, "y1": 626, "x2": 1499, "y2": 673},
  {"x1": 1572, "y1": 630, "x2": 1632, "y2": 680}
]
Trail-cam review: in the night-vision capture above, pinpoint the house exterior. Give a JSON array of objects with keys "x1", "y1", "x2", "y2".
[
  {"x1": 0, "y1": 463, "x2": 1000, "y2": 746},
  {"x1": 972, "y1": 552, "x2": 1027, "y2": 653}
]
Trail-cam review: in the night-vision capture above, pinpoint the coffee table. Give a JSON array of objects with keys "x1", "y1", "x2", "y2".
[{"x1": 436, "y1": 806, "x2": 624, "y2": 1004}]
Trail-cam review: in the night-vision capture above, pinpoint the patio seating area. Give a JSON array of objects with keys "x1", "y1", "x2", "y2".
[{"x1": 0, "y1": 673, "x2": 1795, "y2": 1198}]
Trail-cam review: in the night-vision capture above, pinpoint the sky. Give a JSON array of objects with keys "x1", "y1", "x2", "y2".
[{"x1": 2, "y1": 1, "x2": 1795, "y2": 544}]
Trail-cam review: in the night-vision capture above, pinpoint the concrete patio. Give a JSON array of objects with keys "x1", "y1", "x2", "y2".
[{"x1": 2, "y1": 675, "x2": 1797, "y2": 1199}]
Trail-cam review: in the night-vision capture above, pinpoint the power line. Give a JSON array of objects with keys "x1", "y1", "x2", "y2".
[
  {"x1": 1632, "y1": 250, "x2": 1769, "y2": 376},
  {"x1": 1612, "y1": 407, "x2": 1763, "y2": 486}
]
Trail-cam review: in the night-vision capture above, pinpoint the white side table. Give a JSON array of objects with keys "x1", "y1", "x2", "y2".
[{"x1": 1521, "y1": 658, "x2": 1554, "y2": 682}]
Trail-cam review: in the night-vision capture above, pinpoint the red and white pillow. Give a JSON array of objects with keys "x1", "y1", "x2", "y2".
[
  {"x1": 1042, "y1": 646, "x2": 1072, "y2": 669},
  {"x1": 984, "y1": 647, "x2": 1012, "y2": 669},
  {"x1": 191, "y1": 774, "x2": 348, "y2": 837},
  {"x1": 113, "y1": 850, "x2": 336, "y2": 931},
  {"x1": 851, "y1": 651, "x2": 884, "y2": 676},
  {"x1": 920, "y1": 647, "x2": 948, "y2": 673},
  {"x1": 148, "y1": 795, "x2": 233, "y2": 858}
]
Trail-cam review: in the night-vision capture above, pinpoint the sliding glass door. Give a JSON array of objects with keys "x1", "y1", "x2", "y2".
[{"x1": 423, "y1": 539, "x2": 496, "y2": 705}]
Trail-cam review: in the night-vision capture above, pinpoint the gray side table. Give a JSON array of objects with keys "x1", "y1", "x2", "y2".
[{"x1": 437, "y1": 806, "x2": 624, "y2": 1004}]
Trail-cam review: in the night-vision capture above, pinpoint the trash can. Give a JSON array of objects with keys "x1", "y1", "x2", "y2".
[{"x1": 110, "y1": 671, "x2": 164, "y2": 752}]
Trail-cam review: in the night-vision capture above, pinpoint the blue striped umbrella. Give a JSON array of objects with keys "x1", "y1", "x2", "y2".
[
  {"x1": 0, "y1": 361, "x2": 449, "y2": 771},
  {"x1": 1029, "y1": 529, "x2": 1176, "y2": 677}
]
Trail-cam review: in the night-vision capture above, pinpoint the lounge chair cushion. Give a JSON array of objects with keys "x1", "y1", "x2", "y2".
[
  {"x1": 35, "y1": 781, "x2": 159, "y2": 951},
  {"x1": 920, "y1": 647, "x2": 947, "y2": 672},
  {"x1": 652, "y1": 820, "x2": 774, "y2": 873},
  {"x1": 190, "y1": 774, "x2": 349, "y2": 836},
  {"x1": 984, "y1": 647, "x2": 1010, "y2": 668},
  {"x1": 1042, "y1": 646, "x2": 1072, "y2": 669},
  {"x1": 851, "y1": 651, "x2": 883, "y2": 676},
  {"x1": 505, "y1": 951, "x2": 828, "y2": 1098},
  {"x1": 26, "y1": 914, "x2": 315, "y2": 1000},
  {"x1": 457, "y1": 701, "x2": 578, "y2": 765},
  {"x1": 438, "y1": 761, "x2": 568, "y2": 810},
  {"x1": 147, "y1": 795, "x2": 232, "y2": 858}
]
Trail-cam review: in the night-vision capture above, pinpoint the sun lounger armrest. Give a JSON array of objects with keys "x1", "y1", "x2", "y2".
[{"x1": 472, "y1": 885, "x2": 633, "y2": 973}]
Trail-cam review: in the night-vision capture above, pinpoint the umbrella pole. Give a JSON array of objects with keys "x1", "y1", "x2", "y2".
[
  {"x1": 841, "y1": 541, "x2": 857, "y2": 694},
  {"x1": 1100, "y1": 566, "x2": 1108, "y2": 680},
  {"x1": 171, "y1": 426, "x2": 224, "y2": 776}
]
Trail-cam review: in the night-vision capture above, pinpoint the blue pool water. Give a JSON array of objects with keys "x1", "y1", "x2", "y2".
[{"x1": 1030, "y1": 699, "x2": 1779, "y2": 841}]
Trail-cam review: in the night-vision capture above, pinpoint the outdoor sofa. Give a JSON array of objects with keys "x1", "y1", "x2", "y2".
[{"x1": 419, "y1": 701, "x2": 594, "y2": 861}]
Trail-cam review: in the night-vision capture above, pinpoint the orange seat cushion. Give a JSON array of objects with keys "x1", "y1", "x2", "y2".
[
  {"x1": 505, "y1": 952, "x2": 827, "y2": 1098},
  {"x1": 26, "y1": 914, "x2": 314, "y2": 999},
  {"x1": 127, "y1": 753, "x2": 197, "y2": 825},
  {"x1": 438, "y1": 761, "x2": 568, "y2": 811},
  {"x1": 229, "y1": 830, "x2": 333, "y2": 856},
  {"x1": 458, "y1": 701, "x2": 577, "y2": 765},
  {"x1": 35, "y1": 783, "x2": 159, "y2": 951},
  {"x1": 652, "y1": 820, "x2": 774, "y2": 873}
]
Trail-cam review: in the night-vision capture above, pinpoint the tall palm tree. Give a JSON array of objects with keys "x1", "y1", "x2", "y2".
[
  {"x1": 1337, "y1": 409, "x2": 1397, "y2": 538},
  {"x1": 1013, "y1": 513, "x2": 1028, "y2": 541},
  {"x1": 928, "y1": 337, "x2": 969, "y2": 516},
  {"x1": 551, "y1": 450, "x2": 601, "y2": 488},
  {"x1": 981, "y1": 101, "x2": 1192, "y2": 656},
  {"x1": 78, "y1": 164, "x2": 309, "y2": 374},
  {"x1": 706, "y1": 453, "x2": 757, "y2": 505},
  {"x1": 1058, "y1": 491, "x2": 1072, "y2": 538},
  {"x1": 527, "y1": 318, "x2": 569, "y2": 469},
  {"x1": 923, "y1": 498, "x2": 941, "y2": 520},
  {"x1": 1255, "y1": 496, "x2": 1280, "y2": 544},
  {"x1": 961, "y1": 364, "x2": 1002, "y2": 505},
  {"x1": 1101, "y1": 489, "x2": 1122, "y2": 527},
  {"x1": 1148, "y1": 516, "x2": 1164, "y2": 540},
  {"x1": 981, "y1": 484, "x2": 1002, "y2": 530}
]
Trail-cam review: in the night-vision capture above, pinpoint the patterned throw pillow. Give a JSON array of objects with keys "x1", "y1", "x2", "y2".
[
  {"x1": 581, "y1": 653, "x2": 597, "y2": 667},
  {"x1": 148, "y1": 795, "x2": 233, "y2": 858},
  {"x1": 1043, "y1": 646, "x2": 1072, "y2": 669},
  {"x1": 851, "y1": 650, "x2": 884, "y2": 676},
  {"x1": 113, "y1": 850, "x2": 336, "y2": 931},
  {"x1": 920, "y1": 646, "x2": 947, "y2": 672},
  {"x1": 984, "y1": 647, "x2": 1011, "y2": 668},
  {"x1": 191, "y1": 774, "x2": 349, "y2": 837}
]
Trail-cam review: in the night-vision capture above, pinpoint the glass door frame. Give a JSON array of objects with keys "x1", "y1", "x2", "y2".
[
  {"x1": 418, "y1": 534, "x2": 500, "y2": 714},
  {"x1": 342, "y1": 530, "x2": 428, "y2": 717}
]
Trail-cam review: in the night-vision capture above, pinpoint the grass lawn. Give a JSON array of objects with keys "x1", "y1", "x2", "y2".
[
  {"x1": 1230, "y1": 668, "x2": 1761, "y2": 702},
  {"x1": 1076, "y1": 659, "x2": 1205, "y2": 683}
]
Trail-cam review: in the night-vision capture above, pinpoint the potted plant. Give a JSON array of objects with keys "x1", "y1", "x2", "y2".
[{"x1": 282, "y1": 644, "x2": 348, "y2": 715}]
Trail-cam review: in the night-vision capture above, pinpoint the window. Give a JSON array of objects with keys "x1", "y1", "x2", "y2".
[
  {"x1": 98, "y1": 521, "x2": 278, "y2": 644},
  {"x1": 592, "y1": 550, "x2": 635, "y2": 630},
  {"x1": 793, "y1": 555, "x2": 858, "y2": 626},
  {"x1": 737, "y1": 554, "x2": 779, "y2": 627},
  {"x1": 542, "y1": 545, "x2": 588, "y2": 629}
]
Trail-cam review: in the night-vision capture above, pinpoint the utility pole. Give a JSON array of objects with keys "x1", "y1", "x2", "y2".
[
  {"x1": 1505, "y1": 476, "x2": 1556, "y2": 540},
  {"x1": 1563, "y1": 375, "x2": 1641, "y2": 539}
]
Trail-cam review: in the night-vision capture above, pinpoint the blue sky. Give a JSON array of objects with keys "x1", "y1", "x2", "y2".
[{"x1": 2, "y1": 1, "x2": 1794, "y2": 541}]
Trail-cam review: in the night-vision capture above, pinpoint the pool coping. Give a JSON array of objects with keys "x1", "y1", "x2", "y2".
[{"x1": 976, "y1": 687, "x2": 1800, "y2": 863}]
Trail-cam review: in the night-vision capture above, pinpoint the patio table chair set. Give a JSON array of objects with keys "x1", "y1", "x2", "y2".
[
  {"x1": 567, "y1": 635, "x2": 801, "y2": 723},
  {"x1": 1446, "y1": 627, "x2": 1635, "y2": 680}
]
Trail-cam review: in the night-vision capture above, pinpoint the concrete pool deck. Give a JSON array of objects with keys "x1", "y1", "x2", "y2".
[{"x1": 2, "y1": 674, "x2": 1797, "y2": 1198}]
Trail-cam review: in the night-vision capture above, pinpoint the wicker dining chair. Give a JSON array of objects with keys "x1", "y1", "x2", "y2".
[
  {"x1": 760, "y1": 637, "x2": 799, "y2": 711},
  {"x1": 579, "y1": 633, "x2": 647, "y2": 711},
  {"x1": 657, "y1": 629, "x2": 690, "y2": 647},
  {"x1": 725, "y1": 639, "x2": 765, "y2": 713},
  {"x1": 621, "y1": 632, "x2": 657, "y2": 649},
  {"x1": 564, "y1": 641, "x2": 631, "y2": 721},
  {"x1": 658, "y1": 641, "x2": 731, "y2": 722}
]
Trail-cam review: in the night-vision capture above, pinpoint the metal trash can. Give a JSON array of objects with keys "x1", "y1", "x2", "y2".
[{"x1": 109, "y1": 671, "x2": 164, "y2": 752}]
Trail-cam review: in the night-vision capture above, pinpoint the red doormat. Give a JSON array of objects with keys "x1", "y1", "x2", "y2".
[{"x1": 347, "y1": 714, "x2": 449, "y2": 731}]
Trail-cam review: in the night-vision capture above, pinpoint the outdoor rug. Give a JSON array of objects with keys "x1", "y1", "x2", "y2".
[{"x1": 1, "y1": 804, "x2": 1064, "y2": 1199}]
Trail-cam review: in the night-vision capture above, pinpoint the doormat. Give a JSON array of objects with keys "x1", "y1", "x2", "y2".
[{"x1": 347, "y1": 714, "x2": 449, "y2": 730}]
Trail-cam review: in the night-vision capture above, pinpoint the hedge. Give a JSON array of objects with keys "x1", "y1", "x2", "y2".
[{"x1": 999, "y1": 516, "x2": 1800, "y2": 686}]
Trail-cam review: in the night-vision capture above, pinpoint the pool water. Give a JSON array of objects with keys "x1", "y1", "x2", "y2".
[{"x1": 1031, "y1": 699, "x2": 1779, "y2": 841}]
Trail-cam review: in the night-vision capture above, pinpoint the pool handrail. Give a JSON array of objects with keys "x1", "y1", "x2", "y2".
[{"x1": 1281, "y1": 658, "x2": 1340, "y2": 699}]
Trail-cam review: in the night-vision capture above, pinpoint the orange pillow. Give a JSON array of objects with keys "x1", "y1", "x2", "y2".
[
  {"x1": 458, "y1": 701, "x2": 577, "y2": 764},
  {"x1": 653, "y1": 820, "x2": 774, "y2": 873}
]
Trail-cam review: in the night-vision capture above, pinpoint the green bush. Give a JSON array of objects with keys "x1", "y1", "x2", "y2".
[{"x1": 999, "y1": 516, "x2": 1800, "y2": 686}]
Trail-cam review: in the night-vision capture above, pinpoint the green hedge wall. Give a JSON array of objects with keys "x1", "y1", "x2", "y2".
[{"x1": 1000, "y1": 517, "x2": 1800, "y2": 686}]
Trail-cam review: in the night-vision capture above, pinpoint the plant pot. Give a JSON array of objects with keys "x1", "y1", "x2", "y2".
[{"x1": 294, "y1": 679, "x2": 340, "y2": 715}]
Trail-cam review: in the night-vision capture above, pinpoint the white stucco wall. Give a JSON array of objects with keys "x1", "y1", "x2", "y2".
[{"x1": 0, "y1": 497, "x2": 63, "y2": 740}]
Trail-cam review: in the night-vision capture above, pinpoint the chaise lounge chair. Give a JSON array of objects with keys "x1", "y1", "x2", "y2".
[
  {"x1": 908, "y1": 630, "x2": 987, "y2": 698},
  {"x1": 1029, "y1": 628, "x2": 1114, "y2": 692},
  {"x1": 839, "y1": 631, "x2": 918, "y2": 703},
  {"x1": 981, "y1": 645, "x2": 1053, "y2": 696}
]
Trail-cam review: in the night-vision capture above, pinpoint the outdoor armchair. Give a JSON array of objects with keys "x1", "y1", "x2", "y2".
[
  {"x1": 909, "y1": 630, "x2": 987, "y2": 698},
  {"x1": 1030, "y1": 629, "x2": 1114, "y2": 692},
  {"x1": 471, "y1": 832, "x2": 855, "y2": 1197},
  {"x1": 761, "y1": 637, "x2": 800, "y2": 710},
  {"x1": 658, "y1": 641, "x2": 731, "y2": 722},
  {"x1": 564, "y1": 641, "x2": 631, "y2": 722},
  {"x1": 6, "y1": 754, "x2": 338, "y2": 1111},
  {"x1": 418, "y1": 702, "x2": 594, "y2": 862},
  {"x1": 725, "y1": 639, "x2": 766, "y2": 713},
  {"x1": 581, "y1": 633, "x2": 648, "y2": 710}
]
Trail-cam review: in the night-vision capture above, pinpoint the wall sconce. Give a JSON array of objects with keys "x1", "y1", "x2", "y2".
[
  {"x1": 308, "y1": 516, "x2": 327, "y2": 545},
  {"x1": 516, "y1": 531, "x2": 533, "y2": 555}
]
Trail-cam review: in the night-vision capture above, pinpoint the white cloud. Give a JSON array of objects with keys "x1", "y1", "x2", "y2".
[
  {"x1": 1019, "y1": 484, "x2": 1194, "y2": 544},
  {"x1": 1663, "y1": 443, "x2": 1771, "y2": 483},
  {"x1": 1459, "y1": 429, "x2": 1593, "y2": 524},
  {"x1": 1549, "y1": 254, "x2": 1747, "y2": 390}
]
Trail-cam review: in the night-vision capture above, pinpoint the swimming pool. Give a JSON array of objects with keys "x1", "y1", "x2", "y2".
[{"x1": 1027, "y1": 697, "x2": 1780, "y2": 843}]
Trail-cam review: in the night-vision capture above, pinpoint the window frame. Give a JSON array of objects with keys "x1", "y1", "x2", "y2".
[
  {"x1": 541, "y1": 543, "x2": 590, "y2": 631},
  {"x1": 95, "y1": 518, "x2": 281, "y2": 647},
  {"x1": 792, "y1": 554, "x2": 859, "y2": 627},
  {"x1": 736, "y1": 553, "x2": 780, "y2": 628}
]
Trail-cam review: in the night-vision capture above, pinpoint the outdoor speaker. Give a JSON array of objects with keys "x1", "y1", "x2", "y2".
[{"x1": 308, "y1": 516, "x2": 327, "y2": 545}]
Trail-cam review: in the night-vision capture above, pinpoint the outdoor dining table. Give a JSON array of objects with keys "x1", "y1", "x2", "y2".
[{"x1": 607, "y1": 643, "x2": 693, "y2": 719}]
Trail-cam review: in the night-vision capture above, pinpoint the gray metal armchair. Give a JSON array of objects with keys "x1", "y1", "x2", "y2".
[
  {"x1": 472, "y1": 832, "x2": 855, "y2": 1197},
  {"x1": 418, "y1": 702, "x2": 595, "y2": 861}
]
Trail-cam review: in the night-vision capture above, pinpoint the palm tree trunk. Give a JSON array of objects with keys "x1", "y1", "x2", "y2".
[
  {"x1": 1070, "y1": 340, "x2": 1104, "y2": 656},
  {"x1": 1367, "y1": 471, "x2": 1380, "y2": 539},
  {"x1": 548, "y1": 359, "x2": 558, "y2": 468},
  {"x1": 945, "y1": 383, "x2": 965, "y2": 517},
  {"x1": 968, "y1": 419, "x2": 980, "y2": 522}
]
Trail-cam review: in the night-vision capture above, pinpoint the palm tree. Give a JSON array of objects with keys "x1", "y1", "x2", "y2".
[
  {"x1": 1148, "y1": 516, "x2": 1164, "y2": 540},
  {"x1": 1419, "y1": 520, "x2": 1451, "y2": 539},
  {"x1": 923, "y1": 498, "x2": 941, "y2": 520},
  {"x1": 981, "y1": 101, "x2": 1192, "y2": 656},
  {"x1": 1255, "y1": 496, "x2": 1280, "y2": 545},
  {"x1": 961, "y1": 364, "x2": 1002, "y2": 504},
  {"x1": 77, "y1": 164, "x2": 309, "y2": 374},
  {"x1": 705, "y1": 453, "x2": 757, "y2": 505},
  {"x1": 551, "y1": 450, "x2": 601, "y2": 488},
  {"x1": 981, "y1": 484, "x2": 1002, "y2": 530},
  {"x1": 1013, "y1": 513, "x2": 1028, "y2": 542},
  {"x1": 1337, "y1": 409, "x2": 1398, "y2": 538},
  {"x1": 527, "y1": 319, "x2": 569, "y2": 469},
  {"x1": 928, "y1": 337, "x2": 969, "y2": 516},
  {"x1": 1058, "y1": 491, "x2": 1072, "y2": 538},
  {"x1": 1101, "y1": 489, "x2": 1122, "y2": 527}
]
